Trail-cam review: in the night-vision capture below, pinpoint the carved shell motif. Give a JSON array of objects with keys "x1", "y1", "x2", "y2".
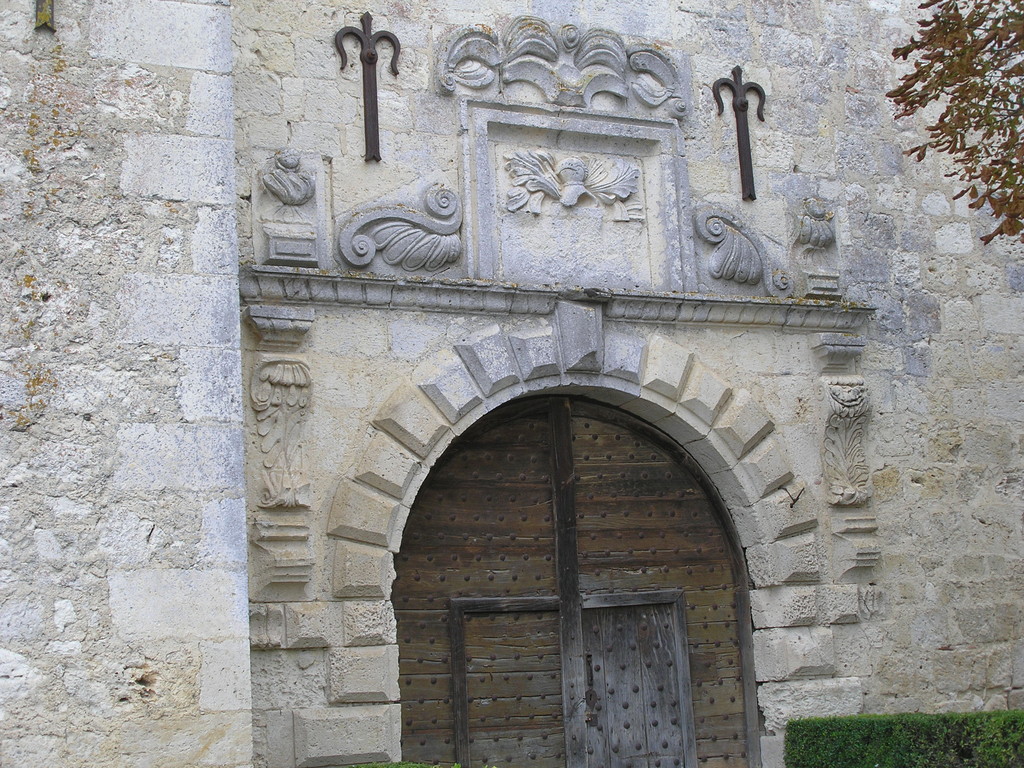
[
  {"x1": 438, "y1": 16, "x2": 685, "y2": 119},
  {"x1": 694, "y1": 208, "x2": 764, "y2": 286},
  {"x1": 336, "y1": 185, "x2": 463, "y2": 273},
  {"x1": 797, "y1": 198, "x2": 836, "y2": 250}
]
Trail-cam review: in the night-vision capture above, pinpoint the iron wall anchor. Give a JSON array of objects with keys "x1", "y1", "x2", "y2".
[
  {"x1": 335, "y1": 12, "x2": 400, "y2": 162},
  {"x1": 713, "y1": 66, "x2": 766, "y2": 201}
]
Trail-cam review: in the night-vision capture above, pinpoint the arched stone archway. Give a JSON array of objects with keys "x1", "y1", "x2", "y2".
[{"x1": 328, "y1": 325, "x2": 818, "y2": 604}]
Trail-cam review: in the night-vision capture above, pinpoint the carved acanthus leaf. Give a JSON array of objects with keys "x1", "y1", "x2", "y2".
[
  {"x1": 694, "y1": 207, "x2": 764, "y2": 285},
  {"x1": 505, "y1": 150, "x2": 642, "y2": 221},
  {"x1": 823, "y1": 376, "x2": 872, "y2": 507},
  {"x1": 251, "y1": 359, "x2": 312, "y2": 508},
  {"x1": 439, "y1": 16, "x2": 686, "y2": 119},
  {"x1": 336, "y1": 184, "x2": 463, "y2": 273}
]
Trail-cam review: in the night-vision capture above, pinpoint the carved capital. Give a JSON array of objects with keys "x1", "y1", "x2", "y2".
[
  {"x1": 813, "y1": 332, "x2": 866, "y2": 375},
  {"x1": 246, "y1": 305, "x2": 315, "y2": 352},
  {"x1": 336, "y1": 184, "x2": 463, "y2": 273},
  {"x1": 252, "y1": 357, "x2": 312, "y2": 509},
  {"x1": 822, "y1": 376, "x2": 872, "y2": 507}
]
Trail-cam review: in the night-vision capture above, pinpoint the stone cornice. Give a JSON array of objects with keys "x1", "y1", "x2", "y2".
[{"x1": 239, "y1": 266, "x2": 873, "y2": 332}]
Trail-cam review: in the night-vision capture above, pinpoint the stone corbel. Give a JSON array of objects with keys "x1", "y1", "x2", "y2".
[{"x1": 247, "y1": 305, "x2": 315, "y2": 352}]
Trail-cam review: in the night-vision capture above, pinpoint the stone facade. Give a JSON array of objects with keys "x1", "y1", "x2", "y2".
[{"x1": 1, "y1": 1, "x2": 1022, "y2": 768}]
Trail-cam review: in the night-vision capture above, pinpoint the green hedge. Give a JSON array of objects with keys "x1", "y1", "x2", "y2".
[{"x1": 784, "y1": 711, "x2": 1024, "y2": 768}]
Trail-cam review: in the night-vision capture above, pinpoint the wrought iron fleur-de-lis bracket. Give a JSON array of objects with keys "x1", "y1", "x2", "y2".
[
  {"x1": 714, "y1": 66, "x2": 766, "y2": 201},
  {"x1": 335, "y1": 12, "x2": 400, "y2": 162}
]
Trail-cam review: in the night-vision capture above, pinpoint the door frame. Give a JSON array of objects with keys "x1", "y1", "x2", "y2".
[{"x1": 435, "y1": 397, "x2": 760, "y2": 768}]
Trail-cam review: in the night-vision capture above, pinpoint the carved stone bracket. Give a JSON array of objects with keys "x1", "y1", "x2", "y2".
[
  {"x1": 336, "y1": 184, "x2": 463, "y2": 274},
  {"x1": 247, "y1": 305, "x2": 315, "y2": 352},
  {"x1": 813, "y1": 332, "x2": 866, "y2": 375},
  {"x1": 823, "y1": 376, "x2": 872, "y2": 507},
  {"x1": 438, "y1": 16, "x2": 687, "y2": 119},
  {"x1": 504, "y1": 150, "x2": 643, "y2": 220},
  {"x1": 694, "y1": 206, "x2": 766, "y2": 287}
]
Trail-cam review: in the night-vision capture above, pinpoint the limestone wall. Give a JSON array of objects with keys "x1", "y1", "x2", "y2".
[
  {"x1": 234, "y1": 1, "x2": 1024, "y2": 767},
  {"x1": 0, "y1": 0, "x2": 250, "y2": 766}
]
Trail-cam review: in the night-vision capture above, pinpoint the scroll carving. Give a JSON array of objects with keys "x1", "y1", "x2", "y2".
[
  {"x1": 438, "y1": 16, "x2": 686, "y2": 119},
  {"x1": 694, "y1": 207, "x2": 764, "y2": 286},
  {"x1": 504, "y1": 150, "x2": 643, "y2": 221},
  {"x1": 823, "y1": 376, "x2": 872, "y2": 506},
  {"x1": 252, "y1": 359, "x2": 311, "y2": 508},
  {"x1": 336, "y1": 184, "x2": 463, "y2": 273}
]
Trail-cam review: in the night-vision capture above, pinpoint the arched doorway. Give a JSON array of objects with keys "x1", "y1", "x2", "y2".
[{"x1": 393, "y1": 397, "x2": 758, "y2": 768}]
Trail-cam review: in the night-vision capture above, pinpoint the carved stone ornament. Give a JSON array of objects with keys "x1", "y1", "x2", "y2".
[
  {"x1": 336, "y1": 184, "x2": 463, "y2": 273},
  {"x1": 505, "y1": 150, "x2": 643, "y2": 221},
  {"x1": 251, "y1": 359, "x2": 311, "y2": 508},
  {"x1": 438, "y1": 16, "x2": 686, "y2": 119},
  {"x1": 255, "y1": 148, "x2": 326, "y2": 269},
  {"x1": 694, "y1": 207, "x2": 764, "y2": 286},
  {"x1": 262, "y1": 149, "x2": 315, "y2": 211},
  {"x1": 823, "y1": 376, "x2": 873, "y2": 507},
  {"x1": 797, "y1": 198, "x2": 836, "y2": 251}
]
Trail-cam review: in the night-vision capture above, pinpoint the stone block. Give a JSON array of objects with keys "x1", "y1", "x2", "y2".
[
  {"x1": 200, "y1": 497, "x2": 247, "y2": 567},
  {"x1": 977, "y1": 296, "x2": 1024, "y2": 335},
  {"x1": 284, "y1": 601, "x2": 345, "y2": 649},
  {"x1": 603, "y1": 331, "x2": 645, "y2": 383},
  {"x1": 753, "y1": 627, "x2": 836, "y2": 682},
  {"x1": 678, "y1": 360, "x2": 731, "y2": 428},
  {"x1": 342, "y1": 600, "x2": 397, "y2": 646},
  {"x1": 116, "y1": 273, "x2": 240, "y2": 348},
  {"x1": 121, "y1": 134, "x2": 234, "y2": 204},
  {"x1": 760, "y1": 734, "x2": 785, "y2": 768},
  {"x1": 110, "y1": 569, "x2": 247, "y2": 643},
  {"x1": 252, "y1": 649, "x2": 328, "y2": 712},
  {"x1": 640, "y1": 335, "x2": 692, "y2": 400},
  {"x1": 510, "y1": 330, "x2": 560, "y2": 380},
  {"x1": 354, "y1": 433, "x2": 419, "y2": 499},
  {"x1": 250, "y1": 604, "x2": 285, "y2": 649},
  {"x1": 556, "y1": 301, "x2": 603, "y2": 372},
  {"x1": 419, "y1": 363, "x2": 483, "y2": 423},
  {"x1": 112, "y1": 423, "x2": 243, "y2": 491},
  {"x1": 747, "y1": 533, "x2": 820, "y2": 588},
  {"x1": 750, "y1": 586, "x2": 817, "y2": 628},
  {"x1": 328, "y1": 644, "x2": 400, "y2": 703},
  {"x1": 192, "y1": 206, "x2": 239, "y2": 275},
  {"x1": 292, "y1": 705, "x2": 400, "y2": 766},
  {"x1": 177, "y1": 347, "x2": 242, "y2": 422},
  {"x1": 750, "y1": 486, "x2": 817, "y2": 544},
  {"x1": 89, "y1": 0, "x2": 232, "y2": 72},
  {"x1": 327, "y1": 483, "x2": 398, "y2": 547},
  {"x1": 120, "y1": 711, "x2": 251, "y2": 768},
  {"x1": 372, "y1": 384, "x2": 450, "y2": 458},
  {"x1": 186, "y1": 72, "x2": 234, "y2": 138},
  {"x1": 332, "y1": 541, "x2": 395, "y2": 599},
  {"x1": 757, "y1": 677, "x2": 863, "y2": 732},
  {"x1": 816, "y1": 585, "x2": 860, "y2": 625},
  {"x1": 199, "y1": 638, "x2": 252, "y2": 711},
  {"x1": 712, "y1": 389, "x2": 775, "y2": 459},
  {"x1": 728, "y1": 436, "x2": 795, "y2": 503},
  {"x1": 264, "y1": 709, "x2": 294, "y2": 768},
  {"x1": 456, "y1": 332, "x2": 520, "y2": 396}
]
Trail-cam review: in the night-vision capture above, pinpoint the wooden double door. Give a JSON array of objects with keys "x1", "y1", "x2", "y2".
[{"x1": 394, "y1": 398, "x2": 756, "y2": 768}]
